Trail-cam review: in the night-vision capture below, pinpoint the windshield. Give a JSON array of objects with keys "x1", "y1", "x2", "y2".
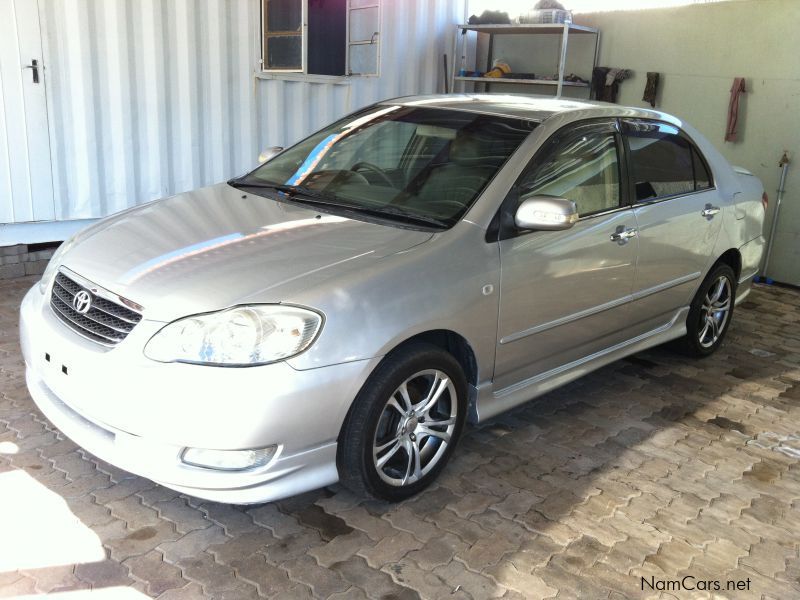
[{"x1": 237, "y1": 105, "x2": 536, "y2": 228}]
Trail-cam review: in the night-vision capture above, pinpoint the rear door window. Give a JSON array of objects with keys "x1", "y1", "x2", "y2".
[{"x1": 623, "y1": 120, "x2": 712, "y2": 201}]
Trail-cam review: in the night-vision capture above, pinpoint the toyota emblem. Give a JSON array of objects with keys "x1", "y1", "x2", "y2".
[{"x1": 72, "y1": 290, "x2": 93, "y2": 314}]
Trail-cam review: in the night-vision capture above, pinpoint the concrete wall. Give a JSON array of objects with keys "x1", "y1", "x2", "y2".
[
  {"x1": 468, "y1": 0, "x2": 799, "y2": 285},
  {"x1": 579, "y1": 0, "x2": 800, "y2": 285}
]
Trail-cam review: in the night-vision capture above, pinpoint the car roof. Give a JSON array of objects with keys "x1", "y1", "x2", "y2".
[{"x1": 382, "y1": 93, "x2": 671, "y2": 124}]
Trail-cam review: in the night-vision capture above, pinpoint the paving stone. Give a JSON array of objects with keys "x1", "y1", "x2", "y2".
[
  {"x1": 65, "y1": 495, "x2": 116, "y2": 527},
  {"x1": 155, "y1": 582, "x2": 205, "y2": 600},
  {"x1": 107, "y1": 496, "x2": 162, "y2": 530},
  {"x1": 357, "y1": 530, "x2": 424, "y2": 568},
  {"x1": 283, "y1": 554, "x2": 350, "y2": 597},
  {"x1": 331, "y1": 556, "x2": 421, "y2": 600},
  {"x1": 434, "y1": 559, "x2": 507, "y2": 598},
  {"x1": 106, "y1": 519, "x2": 181, "y2": 562},
  {"x1": 448, "y1": 492, "x2": 499, "y2": 519},
  {"x1": 487, "y1": 561, "x2": 558, "y2": 598},
  {"x1": 385, "y1": 558, "x2": 468, "y2": 600},
  {"x1": 92, "y1": 477, "x2": 155, "y2": 504},
  {"x1": 405, "y1": 532, "x2": 467, "y2": 570},
  {"x1": 0, "y1": 574, "x2": 37, "y2": 597},
  {"x1": 271, "y1": 583, "x2": 315, "y2": 600},
  {"x1": 74, "y1": 559, "x2": 133, "y2": 588},
  {"x1": 339, "y1": 505, "x2": 398, "y2": 542},
  {"x1": 505, "y1": 534, "x2": 566, "y2": 572},
  {"x1": 381, "y1": 506, "x2": 438, "y2": 542},
  {"x1": 249, "y1": 503, "x2": 305, "y2": 538},
  {"x1": 228, "y1": 553, "x2": 298, "y2": 597},
  {"x1": 3, "y1": 278, "x2": 800, "y2": 599},
  {"x1": 20, "y1": 565, "x2": 79, "y2": 593},
  {"x1": 199, "y1": 501, "x2": 260, "y2": 535},
  {"x1": 177, "y1": 551, "x2": 251, "y2": 596},
  {"x1": 427, "y1": 507, "x2": 491, "y2": 545},
  {"x1": 309, "y1": 530, "x2": 375, "y2": 568},
  {"x1": 490, "y1": 490, "x2": 544, "y2": 519},
  {"x1": 154, "y1": 496, "x2": 212, "y2": 534},
  {"x1": 261, "y1": 529, "x2": 323, "y2": 565},
  {"x1": 157, "y1": 525, "x2": 228, "y2": 563},
  {"x1": 58, "y1": 473, "x2": 116, "y2": 498},
  {"x1": 534, "y1": 562, "x2": 613, "y2": 599},
  {"x1": 124, "y1": 550, "x2": 185, "y2": 596},
  {"x1": 207, "y1": 529, "x2": 275, "y2": 566},
  {"x1": 739, "y1": 539, "x2": 796, "y2": 578}
]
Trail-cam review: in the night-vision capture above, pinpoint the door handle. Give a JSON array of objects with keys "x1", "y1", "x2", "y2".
[
  {"x1": 610, "y1": 226, "x2": 637, "y2": 244},
  {"x1": 701, "y1": 204, "x2": 720, "y2": 218},
  {"x1": 23, "y1": 59, "x2": 39, "y2": 84}
]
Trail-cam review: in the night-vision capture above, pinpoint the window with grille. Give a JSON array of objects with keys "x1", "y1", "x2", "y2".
[{"x1": 261, "y1": 0, "x2": 380, "y2": 76}]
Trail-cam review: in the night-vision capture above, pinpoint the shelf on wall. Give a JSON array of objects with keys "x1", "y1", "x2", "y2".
[
  {"x1": 454, "y1": 76, "x2": 589, "y2": 88},
  {"x1": 450, "y1": 22, "x2": 600, "y2": 97},
  {"x1": 457, "y1": 23, "x2": 598, "y2": 35}
]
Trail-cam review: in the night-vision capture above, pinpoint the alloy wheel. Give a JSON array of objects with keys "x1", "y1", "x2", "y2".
[
  {"x1": 372, "y1": 369, "x2": 458, "y2": 487},
  {"x1": 698, "y1": 275, "x2": 732, "y2": 348}
]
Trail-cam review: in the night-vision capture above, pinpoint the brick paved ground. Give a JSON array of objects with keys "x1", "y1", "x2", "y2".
[{"x1": 1, "y1": 275, "x2": 799, "y2": 599}]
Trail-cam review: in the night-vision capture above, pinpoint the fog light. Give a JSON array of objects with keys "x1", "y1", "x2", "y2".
[{"x1": 180, "y1": 446, "x2": 276, "y2": 471}]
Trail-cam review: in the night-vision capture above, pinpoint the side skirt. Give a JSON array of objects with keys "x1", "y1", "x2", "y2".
[{"x1": 470, "y1": 307, "x2": 690, "y2": 424}]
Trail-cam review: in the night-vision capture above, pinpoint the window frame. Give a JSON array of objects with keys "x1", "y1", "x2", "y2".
[
  {"x1": 262, "y1": 0, "x2": 306, "y2": 73},
  {"x1": 620, "y1": 118, "x2": 716, "y2": 206},
  {"x1": 347, "y1": 1, "x2": 381, "y2": 77},
  {"x1": 490, "y1": 118, "x2": 631, "y2": 242},
  {"x1": 517, "y1": 123, "x2": 626, "y2": 220},
  {"x1": 259, "y1": 0, "x2": 381, "y2": 80}
]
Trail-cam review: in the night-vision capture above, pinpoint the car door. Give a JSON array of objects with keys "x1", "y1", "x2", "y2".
[
  {"x1": 621, "y1": 119, "x2": 723, "y2": 334},
  {"x1": 494, "y1": 120, "x2": 638, "y2": 391}
]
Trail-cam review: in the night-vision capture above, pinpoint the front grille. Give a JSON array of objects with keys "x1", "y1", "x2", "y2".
[{"x1": 50, "y1": 271, "x2": 142, "y2": 346}]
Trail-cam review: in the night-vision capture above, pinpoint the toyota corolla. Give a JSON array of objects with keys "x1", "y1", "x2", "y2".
[{"x1": 20, "y1": 95, "x2": 765, "y2": 503}]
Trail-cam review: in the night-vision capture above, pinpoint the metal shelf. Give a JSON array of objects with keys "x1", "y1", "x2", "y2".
[
  {"x1": 450, "y1": 22, "x2": 600, "y2": 98},
  {"x1": 457, "y1": 23, "x2": 598, "y2": 35},
  {"x1": 454, "y1": 76, "x2": 589, "y2": 87}
]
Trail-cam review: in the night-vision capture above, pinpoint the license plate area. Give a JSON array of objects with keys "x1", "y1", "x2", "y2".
[{"x1": 43, "y1": 351, "x2": 70, "y2": 376}]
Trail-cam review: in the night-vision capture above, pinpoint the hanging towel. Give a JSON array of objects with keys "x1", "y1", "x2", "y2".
[
  {"x1": 590, "y1": 67, "x2": 609, "y2": 101},
  {"x1": 725, "y1": 77, "x2": 746, "y2": 142},
  {"x1": 642, "y1": 72, "x2": 660, "y2": 108},
  {"x1": 602, "y1": 69, "x2": 632, "y2": 103}
]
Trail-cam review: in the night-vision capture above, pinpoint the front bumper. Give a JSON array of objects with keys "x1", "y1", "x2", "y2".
[{"x1": 20, "y1": 284, "x2": 380, "y2": 503}]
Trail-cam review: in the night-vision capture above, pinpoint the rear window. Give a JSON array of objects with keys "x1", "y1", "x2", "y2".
[{"x1": 624, "y1": 120, "x2": 712, "y2": 201}]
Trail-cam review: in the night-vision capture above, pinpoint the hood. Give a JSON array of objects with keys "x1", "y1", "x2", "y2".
[{"x1": 59, "y1": 184, "x2": 433, "y2": 321}]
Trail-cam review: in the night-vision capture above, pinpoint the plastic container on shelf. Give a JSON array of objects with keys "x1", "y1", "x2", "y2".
[{"x1": 517, "y1": 9, "x2": 573, "y2": 24}]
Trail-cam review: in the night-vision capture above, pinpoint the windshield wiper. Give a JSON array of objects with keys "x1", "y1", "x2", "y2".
[
  {"x1": 229, "y1": 179, "x2": 331, "y2": 198},
  {"x1": 228, "y1": 178, "x2": 448, "y2": 229},
  {"x1": 360, "y1": 205, "x2": 449, "y2": 229}
]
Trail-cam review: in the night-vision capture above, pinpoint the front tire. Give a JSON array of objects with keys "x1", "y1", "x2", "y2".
[
  {"x1": 337, "y1": 343, "x2": 467, "y2": 502},
  {"x1": 674, "y1": 263, "x2": 736, "y2": 357}
]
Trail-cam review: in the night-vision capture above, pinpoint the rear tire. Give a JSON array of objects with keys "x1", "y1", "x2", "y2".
[
  {"x1": 673, "y1": 263, "x2": 736, "y2": 358},
  {"x1": 337, "y1": 343, "x2": 467, "y2": 502}
]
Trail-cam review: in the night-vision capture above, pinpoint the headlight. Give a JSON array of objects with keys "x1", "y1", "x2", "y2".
[{"x1": 144, "y1": 305, "x2": 322, "y2": 366}]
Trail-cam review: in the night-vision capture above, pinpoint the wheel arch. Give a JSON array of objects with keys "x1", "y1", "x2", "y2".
[
  {"x1": 385, "y1": 329, "x2": 479, "y2": 388},
  {"x1": 715, "y1": 248, "x2": 742, "y2": 282}
]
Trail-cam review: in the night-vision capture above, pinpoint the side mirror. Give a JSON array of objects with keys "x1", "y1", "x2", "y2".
[
  {"x1": 258, "y1": 146, "x2": 284, "y2": 164},
  {"x1": 514, "y1": 196, "x2": 579, "y2": 231}
]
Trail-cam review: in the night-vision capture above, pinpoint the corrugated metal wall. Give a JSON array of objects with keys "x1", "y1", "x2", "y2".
[
  {"x1": 257, "y1": 0, "x2": 466, "y2": 148},
  {"x1": 37, "y1": 0, "x2": 465, "y2": 222}
]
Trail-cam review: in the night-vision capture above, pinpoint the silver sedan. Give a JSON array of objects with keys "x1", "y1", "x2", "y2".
[{"x1": 20, "y1": 94, "x2": 766, "y2": 503}]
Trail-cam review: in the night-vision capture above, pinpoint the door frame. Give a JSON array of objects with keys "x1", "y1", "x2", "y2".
[{"x1": 0, "y1": 0, "x2": 55, "y2": 224}]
